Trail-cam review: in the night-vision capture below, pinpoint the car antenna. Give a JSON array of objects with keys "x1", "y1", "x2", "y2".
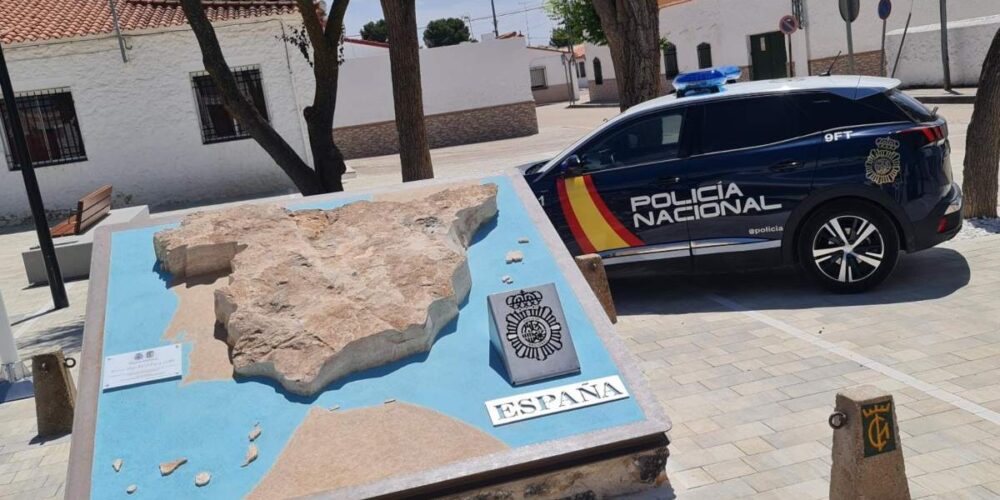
[{"x1": 821, "y1": 51, "x2": 842, "y2": 76}]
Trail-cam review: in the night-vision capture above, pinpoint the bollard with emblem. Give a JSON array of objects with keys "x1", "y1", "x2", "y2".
[
  {"x1": 829, "y1": 385, "x2": 910, "y2": 499},
  {"x1": 32, "y1": 350, "x2": 77, "y2": 437}
]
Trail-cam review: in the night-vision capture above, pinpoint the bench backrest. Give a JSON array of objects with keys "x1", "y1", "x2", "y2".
[{"x1": 74, "y1": 185, "x2": 112, "y2": 234}]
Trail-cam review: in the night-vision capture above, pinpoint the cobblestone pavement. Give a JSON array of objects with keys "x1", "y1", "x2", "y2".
[{"x1": 614, "y1": 234, "x2": 1000, "y2": 499}]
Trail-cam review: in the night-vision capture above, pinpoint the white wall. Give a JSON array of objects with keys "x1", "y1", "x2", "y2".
[
  {"x1": 527, "y1": 47, "x2": 581, "y2": 99},
  {"x1": 327, "y1": 38, "x2": 535, "y2": 128},
  {"x1": 886, "y1": 14, "x2": 999, "y2": 87},
  {"x1": 656, "y1": 0, "x2": 1000, "y2": 76},
  {"x1": 341, "y1": 39, "x2": 389, "y2": 59},
  {"x1": 0, "y1": 16, "x2": 310, "y2": 225},
  {"x1": 584, "y1": 42, "x2": 667, "y2": 82}
]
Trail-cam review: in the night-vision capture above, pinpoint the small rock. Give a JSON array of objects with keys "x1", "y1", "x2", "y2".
[
  {"x1": 242, "y1": 443, "x2": 258, "y2": 468},
  {"x1": 518, "y1": 237, "x2": 530, "y2": 244},
  {"x1": 248, "y1": 423, "x2": 261, "y2": 442},
  {"x1": 501, "y1": 275, "x2": 513, "y2": 284},
  {"x1": 112, "y1": 458, "x2": 123, "y2": 473},
  {"x1": 328, "y1": 404, "x2": 340, "y2": 411},
  {"x1": 384, "y1": 398, "x2": 396, "y2": 404},
  {"x1": 505, "y1": 250, "x2": 524, "y2": 264},
  {"x1": 159, "y1": 458, "x2": 187, "y2": 476},
  {"x1": 195, "y1": 471, "x2": 211, "y2": 487},
  {"x1": 126, "y1": 484, "x2": 137, "y2": 495}
]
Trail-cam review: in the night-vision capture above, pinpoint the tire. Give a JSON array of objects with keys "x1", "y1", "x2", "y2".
[{"x1": 797, "y1": 200, "x2": 900, "y2": 293}]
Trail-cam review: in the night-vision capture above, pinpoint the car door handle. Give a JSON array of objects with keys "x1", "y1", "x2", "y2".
[
  {"x1": 657, "y1": 176, "x2": 681, "y2": 186},
  {"x1": 769, "y1": 160, "x2": 803, "y2": 172}
]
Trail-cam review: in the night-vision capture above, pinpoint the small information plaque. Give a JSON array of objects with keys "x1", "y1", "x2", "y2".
[
  {"x1": 488, "y1": 283, "x2": 580, "y2": 386},
  {"x1": 102, "y1": 344, "x2": 183, "y2": 390}
]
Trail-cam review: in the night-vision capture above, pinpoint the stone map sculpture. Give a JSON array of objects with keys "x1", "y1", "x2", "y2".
[{"x1": 153, "y1": 184, "x2": 498, "y2": 395}]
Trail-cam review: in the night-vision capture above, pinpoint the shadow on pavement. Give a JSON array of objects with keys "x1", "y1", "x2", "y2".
[
  {"x1": 16, "y1": 320, "x2": 84, "y2": 358},
  {"x1": 611, "y1": 247, "x2": 970, "y2": 315}
]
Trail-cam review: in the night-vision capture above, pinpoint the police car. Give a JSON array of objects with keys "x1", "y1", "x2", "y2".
[{"x1": 522, "y1": 67, "x2": 962, "y2": 292}]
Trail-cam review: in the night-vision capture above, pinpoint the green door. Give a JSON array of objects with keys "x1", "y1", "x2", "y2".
[{"x1": 749, "y1": 31, "x2": 788, "y2": 80}]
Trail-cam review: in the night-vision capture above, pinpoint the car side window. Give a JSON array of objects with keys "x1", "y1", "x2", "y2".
[
  {"x1": 793, "y1": 92, "x2": 908, "y2": 134},
  {"x1": 698, "y1": 96, "x2": 803, "y2": 154},
  {"x1": 577, "y1": 111, "x2": 685, "y2": 172}
]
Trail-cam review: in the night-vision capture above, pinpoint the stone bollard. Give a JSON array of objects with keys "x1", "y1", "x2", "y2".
[
  {"x1": 829, "y1": 385, "x2": 910, "y2": 500},
  {"x1": 574, "y1": 254, "x2": 617, "y2": 324},
  {"x1": 32, "y1": 350, "x2": 77, "y2": 437}
]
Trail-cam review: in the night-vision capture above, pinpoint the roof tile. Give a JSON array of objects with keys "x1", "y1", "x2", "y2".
[{"x1": 1, "y1": 0, "x2": 298, "y2": 45}]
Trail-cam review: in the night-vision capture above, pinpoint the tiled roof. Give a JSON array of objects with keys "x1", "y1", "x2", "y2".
[{"x1": 1, "y1": 0, "x2": 299, "y2": 45}]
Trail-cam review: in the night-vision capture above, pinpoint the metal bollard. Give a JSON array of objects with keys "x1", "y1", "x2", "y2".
[
  {"x1": 32, "y1": 350, "x2": 77, "y2": 437},
  {"x1": 829, "y1": 385, "x2": 910, "y2": 500}
]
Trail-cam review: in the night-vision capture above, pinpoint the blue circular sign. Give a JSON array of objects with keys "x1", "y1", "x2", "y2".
[{"x1": 878, "y1": 0, "x2": 892, "y2": 20}]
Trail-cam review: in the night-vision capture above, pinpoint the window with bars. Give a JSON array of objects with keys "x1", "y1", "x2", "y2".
[
  {"x1": 530, "y1": 67, "x2": 548, "y2": 89},
  {"x1": 1, "y1": 88, "x2": 87, "y2": 170},
  {"x1": 191, "y1": 66, "x2": 269, "y2": 144}
]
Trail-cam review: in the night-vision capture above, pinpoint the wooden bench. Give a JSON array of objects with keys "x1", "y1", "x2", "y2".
[{"x1": 51, "y1": 185, "x2": 113, "y2": 238}]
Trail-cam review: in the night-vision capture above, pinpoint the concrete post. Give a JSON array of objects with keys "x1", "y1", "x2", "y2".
[
  {"x1": 574, "y1": 254, "x2": 617, "y2": 324},
  {"x1": 0, "y1": 291, "x2": 18, "y2": 365},
  {"x1": 32, "y1": 350, "x2": 77, "y2": 437},
  {"x1": 829, "y1": 385, "x2": 910, "y2": 500}
]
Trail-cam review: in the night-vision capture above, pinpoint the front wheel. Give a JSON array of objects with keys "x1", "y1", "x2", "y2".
[{"x1": 797, "y1": 201, "x2": 900, "y2": 293}]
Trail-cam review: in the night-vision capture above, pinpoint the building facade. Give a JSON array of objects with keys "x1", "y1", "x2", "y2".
[{"x1": 0, "y1": 1, "x2": 540, "y2": 226}]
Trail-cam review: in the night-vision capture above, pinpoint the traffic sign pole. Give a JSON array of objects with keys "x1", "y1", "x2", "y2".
[
  {"x1": 879, "y1": 0, "x2": 893, "y2": 77},
  {"x1": 846, "y1": 17, "x2": 856, "y2": 73},
  {"x1": 788, "y1": 34, "x2": 794, "y2": 76},
  {"x1": 0, "y1": 43, "x2": 69, "y2": 310},
  {"x1": 779, "y1": 15, "x2": 799, "y2": 77}
]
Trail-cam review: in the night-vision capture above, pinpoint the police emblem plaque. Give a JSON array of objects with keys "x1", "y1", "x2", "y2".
[{"x1": 488, "y1": 283, "x2": 581, "y2": 386}]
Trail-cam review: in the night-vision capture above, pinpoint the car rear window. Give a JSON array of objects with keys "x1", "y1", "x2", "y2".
[
  {"x1": 886, "y1": 88, "x2": 936, "y2": 122},
  {"x1": 793, "y1": 92, "x2": 908, "y2": 133}
]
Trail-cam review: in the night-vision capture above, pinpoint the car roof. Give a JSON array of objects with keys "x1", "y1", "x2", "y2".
[
  {"x1": 534, "y1": 75, "x2": 901, "y2": 175},
  {"x1": 623, "y1": 75, "x2": 902, "y2": 118}
]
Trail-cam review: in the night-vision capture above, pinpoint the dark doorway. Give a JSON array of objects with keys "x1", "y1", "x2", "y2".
[{"x1": 749, "y1": 31, "x2": 788, "y2": 80}]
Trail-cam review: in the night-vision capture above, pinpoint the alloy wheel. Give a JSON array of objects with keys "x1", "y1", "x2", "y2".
[{"x1": 811, "y1": 215, "x2": 885, "y2": 283}]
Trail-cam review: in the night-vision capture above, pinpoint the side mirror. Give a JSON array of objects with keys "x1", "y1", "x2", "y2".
[{"x1": 560, "y1": 155, "x2": 583, "y2": 176}]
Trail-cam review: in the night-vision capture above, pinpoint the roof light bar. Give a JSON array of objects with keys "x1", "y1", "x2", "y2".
[{"x1": 673, "y1": 65, "x2": 742, "y2": 98}]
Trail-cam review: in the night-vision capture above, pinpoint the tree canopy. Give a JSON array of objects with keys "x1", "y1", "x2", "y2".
[
  {"x1": 549, "y1": 26, "x2": 573, "y2": 48},
  {"x1": 423, "y1": 17, "x2": 472, "y2": 48},
  {"x1": 360, "y1": 19, "x2": 388, "y2": 42},
  {"x1": 545, "y1": 0, "x2": 606, "y2": 45}
]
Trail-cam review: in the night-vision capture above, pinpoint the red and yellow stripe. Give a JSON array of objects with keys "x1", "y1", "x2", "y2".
[{"x1": 557, "y1": 176, "x2": 643, "y2": 253}]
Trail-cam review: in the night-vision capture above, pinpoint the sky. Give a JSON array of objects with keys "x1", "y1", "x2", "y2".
[{"x1": 341, "y1": 0, "x2": 559, "y2": 47}]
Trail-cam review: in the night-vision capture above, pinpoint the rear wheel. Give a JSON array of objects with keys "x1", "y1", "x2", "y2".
[{"x1": 797, "y1": 201, "x2": 900, "y2": 293}]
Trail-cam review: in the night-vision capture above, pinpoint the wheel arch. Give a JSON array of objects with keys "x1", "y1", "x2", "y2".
[{"x1": 782, "y1": 186, "x2": 913, "y2": 264}]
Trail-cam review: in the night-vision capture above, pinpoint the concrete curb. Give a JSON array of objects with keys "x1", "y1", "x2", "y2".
[{"x1": 914, "y1": 94, "x2": 977, "y2": 104}]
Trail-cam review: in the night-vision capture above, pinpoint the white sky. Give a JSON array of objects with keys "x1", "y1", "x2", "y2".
[{"x1": 341, "y1": 0, "x2": 558, "y2": 46}]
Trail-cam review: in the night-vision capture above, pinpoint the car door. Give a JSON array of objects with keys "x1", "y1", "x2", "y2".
[
  {"x1": 681, "y1": 94, "x2": 821, "y2": 271},
  {"x1": 539, "y1": 107, "x2": 696, "y2": 267}
]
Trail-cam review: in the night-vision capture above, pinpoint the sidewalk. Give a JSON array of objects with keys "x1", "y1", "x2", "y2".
[{"x1": 905, "y1": 87, "x2": 977, "y2": 104}]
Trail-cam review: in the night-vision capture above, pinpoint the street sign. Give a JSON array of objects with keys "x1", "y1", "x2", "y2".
[
  {"x1": 779, "y1": 15, "x2": 799, "y2": 35},
  {"x1": 839, "y1": 0, "x2": 860, "y2": 22},
  {"x1": 878, "y1": 0, "x2": 892, "y2": 20}
]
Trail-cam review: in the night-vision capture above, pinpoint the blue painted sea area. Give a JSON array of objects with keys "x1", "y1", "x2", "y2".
[{"x1": 91, "y1": 176, "x2": 645, "y2": 498}]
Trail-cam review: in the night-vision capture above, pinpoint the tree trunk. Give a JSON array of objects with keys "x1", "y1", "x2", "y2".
[
  {"x1": 297, "y1": 0, "x2": 350, "y2": 193},
  {"x1": 591, "y1": 0, "x2": 661, "y2": 111},
  {"x1": 962, "y1": 27, "x2": 1000, "y2": 219},
  {"x1": 380, "y1": 0, "x2": 434, "y2": 182},
  {"x1": 179, "y1": 0, "x2": 324, "y2": 195}
]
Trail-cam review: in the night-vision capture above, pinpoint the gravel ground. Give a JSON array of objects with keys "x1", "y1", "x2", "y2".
[{"x1": 955, "y1": 217, "x2": 1000, "y2": 240}]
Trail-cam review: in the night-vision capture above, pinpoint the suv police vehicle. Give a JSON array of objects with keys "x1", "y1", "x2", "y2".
[{"x1": 522, "y1": 67, "x2": 962, "y2": 292}]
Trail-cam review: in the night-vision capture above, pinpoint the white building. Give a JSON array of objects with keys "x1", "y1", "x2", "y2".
[
  {"x1": 586, "y1": 0, "x2": 999, "y2": 102},
  {"x1": 526, "y1": 46, "x2": 581, "y2": 105},
  {"x1": 0, "y1": 0, "x2": 539, "y2": 226}
]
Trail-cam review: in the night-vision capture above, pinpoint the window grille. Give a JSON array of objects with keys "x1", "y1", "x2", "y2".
[
  {"x1": 697, "y1": 43, "x2": 713, "y2": 69},
  {"x1": 530, "y1": 67, "x2": 548, "y2": 89},
  {"x1": 664, "y1": 43, "x2": 679, "y2": 77},
  {"x1": 578, "y1": 61, "x2": 586, "y2": 78},
  {"x1": 191, "y1": 66, "x2": 269, "y2": 144},
  {"x1": 1, "y1": 88, "x2": 87, "y2": 170},
  {"x1": 593, "y1": 58, "x2": 604, "y2": 85}
]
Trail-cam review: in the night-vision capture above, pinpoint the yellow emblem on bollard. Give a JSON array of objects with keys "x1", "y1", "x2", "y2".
[{"x1": 861, "y1": 401, "x2": 896, "y2": 457}]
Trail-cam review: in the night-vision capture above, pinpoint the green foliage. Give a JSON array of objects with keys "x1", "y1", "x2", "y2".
[
  {"x1": 360, "y1": 19, "x2": 388, "y2": 43},
  {"x1": 545, "y1": 0, "x2": 605, "y2": 45},
  {"x1": 550, "y1": 26, "x2": 573, "y2": 48},
  {"x1": 423, "y1": 18, "x2": 472, "y2": 48}
]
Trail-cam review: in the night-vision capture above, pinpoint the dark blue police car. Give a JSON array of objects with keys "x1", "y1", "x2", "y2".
[{"x1": 522, "y1": 68, "x2": 962, "y2": 292}]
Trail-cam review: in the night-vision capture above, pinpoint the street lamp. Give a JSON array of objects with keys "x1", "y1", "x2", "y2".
[{"x1": 0, "y1": 42, "x2": 69, "y2": 309}]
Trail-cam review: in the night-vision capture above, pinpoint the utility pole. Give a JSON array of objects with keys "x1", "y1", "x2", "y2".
[
  {"x1": 490, "y1": 0, "x2": 499, "y2": 37},
  {"x1": 939, "y1": 0, "x2": 952, "y2": 91},
  {"x1": 0, "y1": 44, "x2": 69, "y2": 310}
]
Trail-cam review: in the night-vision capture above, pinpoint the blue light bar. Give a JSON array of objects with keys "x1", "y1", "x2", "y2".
[{"x1": 673, "y1": 66, "x2": 743, "y2": 97}]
